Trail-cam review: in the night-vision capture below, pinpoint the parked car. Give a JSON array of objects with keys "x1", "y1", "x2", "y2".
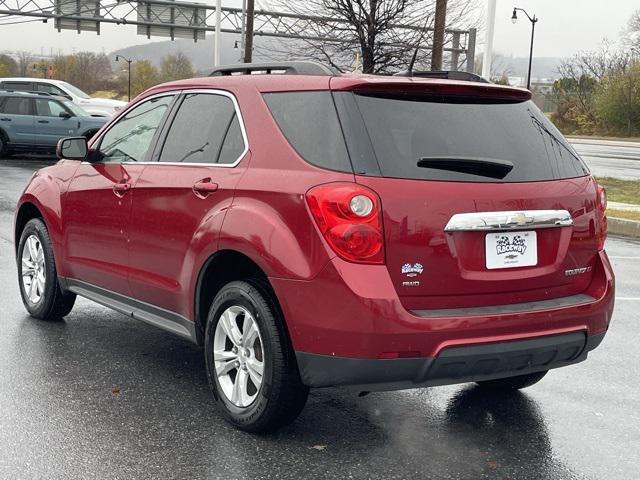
[
  {"x1": 14, "y1": 62, "x2": 614, "y2": 433},
  {"x1": 0, "y1": 78, "x2": 126, "y2": 117},
  {"x1": 0, "y1": 90, "x2": 107, "y2": 156}
]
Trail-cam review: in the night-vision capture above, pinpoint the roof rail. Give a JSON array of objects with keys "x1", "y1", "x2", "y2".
[
  {"x1": 0, "y1": 89, "x2": 53, "y2": 96},
  {"x1": 210, "y1": 61, "x2": 336, "y2": 77},
  {"x1": 393, "y1": 70, "x2": 489, "y2": 83}
]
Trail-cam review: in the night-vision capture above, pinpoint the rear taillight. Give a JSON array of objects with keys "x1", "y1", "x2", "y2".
[
  {"x1": 306, "y1": 183, "x2": 384, "y2": 264},
  {"x1": 596, "y1": 184, "x2": 607, "y2": 250}
]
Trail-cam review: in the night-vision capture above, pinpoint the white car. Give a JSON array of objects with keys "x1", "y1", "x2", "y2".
[{"x1": 0, "y1": 77, "x2": 126, "y2": 117}]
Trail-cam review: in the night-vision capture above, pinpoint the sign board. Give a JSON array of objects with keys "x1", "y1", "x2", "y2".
[
  {"x1": 54, "y1": 0, "x2": 101, "y2": 33},
  {"x1": 137, "y1": 1, "x2": 206, "y2": 40}
]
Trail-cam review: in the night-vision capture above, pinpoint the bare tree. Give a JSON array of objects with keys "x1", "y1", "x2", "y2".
[
  {"x1": 16, "y1": 51, "x2": 31, "y2": 76},
  {"x1": 474, "y1": 52, "x2": 513, "y2": 80},
  {"x1": 624, "y1": 9, "x2": 640, "y2": 49},
  {"x1": 266, "y1": 0, "x2": 478, "y2": 74},
  {"x1": 559, "y1": 41, "x2": 632, "y2": 82}
]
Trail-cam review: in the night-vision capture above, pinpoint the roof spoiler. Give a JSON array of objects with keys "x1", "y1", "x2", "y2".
[
  {"x1": 330, "y1": 78, "x2": 532, "y2": 102},
  {"x1": 393, "y1": 70, "x2": 489, "y2": 83}
]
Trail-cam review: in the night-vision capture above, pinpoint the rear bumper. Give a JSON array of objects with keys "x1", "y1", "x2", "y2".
[
  {"x1": 271, "y1": 250, "x2": 614, "y2": 388},
  {"x1": 296, "y1": 331, "x2": 605, "y2": 390}
]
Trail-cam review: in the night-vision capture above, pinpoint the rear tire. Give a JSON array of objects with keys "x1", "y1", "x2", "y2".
[
  {"x1": 204, "y1": 280, "x2": 308, "y2": 433},
  {"x1": 476, "y1": 370, "x2": 548, "y2": 390},
  {"x1": 17, "y1": 218, "x2": 76, "y2": 320}
]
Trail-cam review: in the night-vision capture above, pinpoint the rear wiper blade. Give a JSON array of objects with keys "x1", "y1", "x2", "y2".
[{"x1": 417, "y1": 156, "x2": 514, "y2": 179}]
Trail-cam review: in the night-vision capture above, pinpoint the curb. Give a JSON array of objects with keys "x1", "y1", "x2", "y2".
[{"x1": 608, "y1": 217, "x2": 640, "y2": 238}]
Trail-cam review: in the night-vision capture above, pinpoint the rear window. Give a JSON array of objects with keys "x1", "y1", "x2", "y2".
[
  {"x1": 352, "y1": 94, "x2": 589, "y2": 182},
  {"x1": 263, "y1": 91, "x2": 351, "y2": 172},
  {"x1": 1, "y1": 97, "x2": 31, "y2": 115}
]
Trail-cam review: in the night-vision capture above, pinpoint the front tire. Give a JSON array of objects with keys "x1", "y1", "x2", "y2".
[
  {"x1": 476, "y1": 370, "x2": 548, "y2": 390},
  {"x1": 204, "y1": 280, "x2": 308, "y2": 433},
  {"x1": 17, "y1": 218, "x2": 76, "y2": 320}
]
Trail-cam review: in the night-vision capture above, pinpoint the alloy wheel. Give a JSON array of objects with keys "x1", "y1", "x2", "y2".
[
  {"x1": 213, "y1": 305, "x2": 265, "y2": 408},
  {"x1": 21, "y1": 234, "x2": 46, "y2": 304}
]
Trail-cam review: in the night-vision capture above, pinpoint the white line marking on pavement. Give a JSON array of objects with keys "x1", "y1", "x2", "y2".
[
  {"x1": 616, "y1": 297, "x2": 640, "y2": 301},
  {"x1": 608, "y1": 256, "x2": 640, "y2": 260}
]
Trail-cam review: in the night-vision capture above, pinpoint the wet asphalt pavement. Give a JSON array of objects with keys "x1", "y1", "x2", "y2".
[
  {"x1": 570, "y1": 139, "x2": 640, "y2": 180},
  {"x1": 0, "y1": 158, "x2": 639, "y2": 480}
]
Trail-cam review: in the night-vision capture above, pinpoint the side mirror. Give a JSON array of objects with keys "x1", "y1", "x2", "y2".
[
  {"x1": 59, "y1": 111, "x2": 72, "y2": 119},
  {"x1": 57, "y1": 137, "x2": 88, "y2": 161}
]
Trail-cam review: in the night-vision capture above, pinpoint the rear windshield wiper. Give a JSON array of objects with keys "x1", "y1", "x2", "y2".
[{"x1": 417, "y1": 156, "x2": 514, "y2": 179}]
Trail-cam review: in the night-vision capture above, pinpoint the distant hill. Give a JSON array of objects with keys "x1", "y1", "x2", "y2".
[
  {"x1": 110, "y1": 33, "x2": 276, "y2": 73},
  {"x1": 111, "y1": 35, "x2": 565, "y2": 79},
  {"x1": 501, "y1": 56, "x2": 564, "y2": 80}
]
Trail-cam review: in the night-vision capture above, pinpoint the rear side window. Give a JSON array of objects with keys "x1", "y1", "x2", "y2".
[
  {"x1": 263, "y1": 92, "x2": 351, "y2": 172},
  {"x1": 2, "y1": 82, "x2": 33, "y2": 91},
  {"x1": 159, "y1": 93, "x2": 246, "y2": 165},
  {"x1": 351, "y1": 94, "x2": 589, "y2": 182},
  {"x1": 1, "y1": 97, "x2": 31, "y2": 115}
]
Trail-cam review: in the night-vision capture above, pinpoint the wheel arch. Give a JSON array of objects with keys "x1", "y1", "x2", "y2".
[
  {"x1": 14, "y1": 201, "x2": 44, "y2": 255},
  {"x1": 194, "y1": 249, "x2": 290, "y2": 347}
]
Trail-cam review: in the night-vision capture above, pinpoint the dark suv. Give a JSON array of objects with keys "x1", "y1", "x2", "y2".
[{"x1": 14, "y1": 63, "x2": 614, "y2": 432}]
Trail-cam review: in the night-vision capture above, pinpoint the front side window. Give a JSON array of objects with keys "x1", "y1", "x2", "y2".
[
  {"x1": 35, "y1": 99, "x2": 68, "y2": 117},
  {"x1": 36, "y1": 83, "x2": 66, "y2": 97},
  {"x1": 1, "y1": 97, "x2": 31, "y2": 115},
  {"x1": 98, "y1": 95, "x2": 173, "y2": 163},
  {"x1": 60, "y1": 82, "x2": 91, "y2": 99},
  {"x1": 159, "y1": 93, "x2": 246, "y2": 165}
]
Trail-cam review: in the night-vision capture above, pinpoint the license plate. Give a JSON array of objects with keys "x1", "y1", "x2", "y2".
[{"x1": 485, "y1": 231, "x2": 537, "y2": 270}]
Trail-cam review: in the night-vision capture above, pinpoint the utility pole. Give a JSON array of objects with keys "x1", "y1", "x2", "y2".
[
  {"x1": 214, "y1": 0, "x2": 222, "y2": 66},
  {"x1": 239, "y1": 0, "x2": 246, "y2": 62},
  {"x1": 243, "y1": 0, "x2": 255, "y2": 63},
  {"x1": 430, "y1": 0, "x2": 447, "y2": 71},
  {"x1": 482, "y1": 0, "x2": 496, "y2": 79}
]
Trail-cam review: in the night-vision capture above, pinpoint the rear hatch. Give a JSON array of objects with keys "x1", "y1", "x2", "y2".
[{"x1": 331, "y1": 79, "x2": 599, "y2": 310}]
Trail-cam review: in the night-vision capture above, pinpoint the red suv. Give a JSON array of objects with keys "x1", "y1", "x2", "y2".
[{"x1": 14, "y1": 62, "x2": 614, "y2": 432}]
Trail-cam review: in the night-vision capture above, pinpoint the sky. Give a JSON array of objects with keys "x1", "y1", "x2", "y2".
[{"x1": 0, "y1": 0, "x2": 638, "y2": 59}]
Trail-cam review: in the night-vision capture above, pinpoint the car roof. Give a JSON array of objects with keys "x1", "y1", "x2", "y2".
[
  {"x1": 0, "y1": 77, "x2": 64, "y2": 86},
  {"x1": 0, "y1": 90, "x2": 66, "y2": 100},
  {"x1": 140, "y1": 73, "x2": 531, "y2": 102}
]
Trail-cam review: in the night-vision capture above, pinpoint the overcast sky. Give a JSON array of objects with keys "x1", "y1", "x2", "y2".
[{"x1": 0, "y1": 0, "x2": 637, "y2": 59}]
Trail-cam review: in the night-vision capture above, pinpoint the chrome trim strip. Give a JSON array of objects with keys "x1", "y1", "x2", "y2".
[
  {"x1": 84, "y1": 88, "x2": 249, "y2": 169},
  {"x1": 444, "y1": 209, "x2": 573, "y2": 232}
]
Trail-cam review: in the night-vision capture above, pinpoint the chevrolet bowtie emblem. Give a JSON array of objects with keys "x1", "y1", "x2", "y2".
[{"x1": 508, "y1": 212, "x2": 533, "y2": 225}]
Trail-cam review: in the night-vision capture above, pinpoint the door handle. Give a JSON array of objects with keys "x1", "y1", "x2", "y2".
[
  {"x1": 37, "y1": 120, "x2": 49, "y2": 124},
  {"x1": 112, "y1": 182, "x2": 131, "y2": 197},
  {"x1": 192, "y1": 178, "x2": 218, "y2": 198},
  {"x1": 0, "y1": 118, "x2": 11, "y2": 121}
]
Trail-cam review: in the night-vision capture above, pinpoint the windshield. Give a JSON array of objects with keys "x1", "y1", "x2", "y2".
[
  {"x1": 352, "y1": 94, "x2": 589, "y2": 182},
  {"x1": 60, "y1": 81, "x2": 91, "y2": 99},
  {"x1": 61, "y1": 99, "x2": 90, "y2": 117}
]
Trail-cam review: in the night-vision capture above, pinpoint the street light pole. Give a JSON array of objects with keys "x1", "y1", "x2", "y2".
[
  {"x1": 115, "y1": 55, "x2": 133, "y2": 102},
  {"x1": 512, "y1": 7, "x2": 538, "y2": 90}
]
